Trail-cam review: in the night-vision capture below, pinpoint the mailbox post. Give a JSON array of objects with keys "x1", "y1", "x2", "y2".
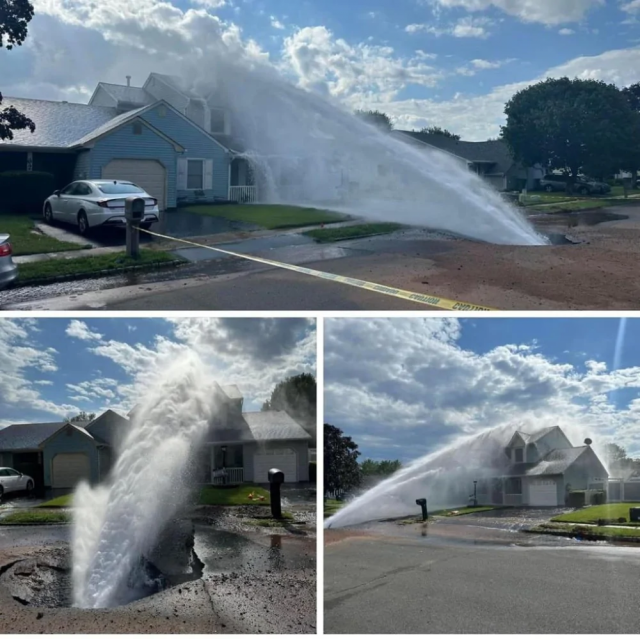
[
  {"x1": 268, "y1": 468, "x2": 285, "y2": 519},
  {"x1": 416, "y1": 498, "x2": 428, "y2": 522},
  {"x1": 125, "y1": 196, "x2": 146, "y2": 259}
]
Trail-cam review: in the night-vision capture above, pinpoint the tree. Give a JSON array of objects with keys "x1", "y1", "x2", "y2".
[
  {"x1": 354, "y1": 109, "x2": 393, "y2": 131},
  {"x1": 501, "y1": 77, "x2": 637, "y2": 194},
  {"x1": 261, "y1": 373, "x2": 316, "y2": 431},
  {"x1": 67, "y1": 411, "x2": 96, "y2": 422},
  {"x1": 324, "y1": 424, "x2": 361, "y2": 498},
  {"x1": 360, "y1": 459, "x2": 402, "y2": 476},
  {"x1": 419, "y1": 126, "x2": 460, "y2": 141},
  {"x1": 620, "y1": 83, "x2": 640, "y2": 191},
  {"x1": 0, "y1": 0, "x2": 35, "y2": 140},
  {"x1": 605, "y1": 443, "x2": 631, "y2": 468}
]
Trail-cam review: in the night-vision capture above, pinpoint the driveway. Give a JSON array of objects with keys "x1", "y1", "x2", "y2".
[{"x1": 324, "y1": 530, "x2": 640, "y2": 633}]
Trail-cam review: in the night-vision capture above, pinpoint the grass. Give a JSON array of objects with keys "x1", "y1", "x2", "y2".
[
  {"x1": 437, "y1": 505, "x2": 501, "y2": 517},
  {"x1": 185, "y1": 204, "x2": 347, "y2": 230},
  {"x1": 17, "y1": 249, "x2": 181, "y2": 284},
  {"x1": 250, "y1": 512, "x2": 294, "y2": 527},
  {"x1": 552, "y1": 503, "x2": 640, "y2": 524},
  {"x1": 1, "y1": 215, "x2": 86, "y2": 256},
  {"x1": 527, "y1": 199, "x2": 611, "y2": 213},
  {"x1": 37, "y1": 494, "x2": 73, "y2": 508},
  {"x1": 324, "y1": 499, "x2": 344, "y2": 518},
  {"x1": 531, "y1": 522, "x2": 640, "y2": 540},
  {"x1": 199, "y1": 484, "x2": 270, "y2": 506},
  {"x1": 1, "y1": 510, "x2": 70, "y2": 525},
  {"x1": 304, "y1": 222, "x2": 403, "y2": 243}
]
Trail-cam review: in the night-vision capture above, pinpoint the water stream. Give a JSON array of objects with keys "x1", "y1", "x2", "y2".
[{"x1": 71, "y1": 353, "x2": 221, "y2": 609}]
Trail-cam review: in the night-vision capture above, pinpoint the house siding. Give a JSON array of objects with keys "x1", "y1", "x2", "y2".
[
  {"x1": 562, "y1": 448, "x2": 609, "y2": 502},
  {"x1": 87, "y1": 121, "x2": 178, "y2": 208},
  {"x1": 242, "y1": 440, "x2": 310, "y2": 483},
  {"x1": 42, "y1": 427, "x2": 100, "y2": 487},
  {"x1": 140, "y1": 105, "x2": 230, "y2": 204},
  {"x1": 74, "y1": 150, "x2": 91, "y2": 180}
]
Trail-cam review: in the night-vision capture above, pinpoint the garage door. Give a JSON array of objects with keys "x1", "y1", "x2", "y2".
[
  {"x1": 529, "y1": 479, "x2": 558, "y2": 506},
  {"x1": 254, "y1": 448, "x2": 297, "y2": 484},
  {"x1": 52, "y1": 453, "x2": 90, "y2": 489},
  {"x1": 102, "y1": 159, "x2": 167, "y2": 211}
]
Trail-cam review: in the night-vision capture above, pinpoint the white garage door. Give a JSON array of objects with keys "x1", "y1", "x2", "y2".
[
  {"x1": 254, "y1": 448, "x2": 297, "y2": 484},
  {"x1": 52, "y1": 453, "x2": 90, "y2": 489},
  {"x1": 529, "y1": 479, "x2": 558, "y2": 506},
  {"x1": 102, "y1": 159, "x2": 167, "y2": 211}
]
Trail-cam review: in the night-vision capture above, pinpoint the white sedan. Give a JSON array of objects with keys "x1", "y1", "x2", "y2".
[
  {"x1": 0, "y1": 467, "x2": 34, "y2": 499},
  {"x1": 43, "y1": 179, "x2": 161, "y2": 235}
]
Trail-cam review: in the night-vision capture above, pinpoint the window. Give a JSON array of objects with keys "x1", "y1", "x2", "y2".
[
  {"x1": 74, "y1": 183, "x2": 93, "y2": 196},
  {"x1": 210, "y1": 108, "x2": 226, "y2": 133},
  {"x1": 187, "y1": 160, "x2": 204, "y2": 189},
  {"x1": 158, "y1": 106, "x2": 166, "y2": 118},
  {"x1": 61, "y1": 183, "x2": 79, "y2": 195},
  {"x1": 514, "y1": 448, "x2": 524, "y2": 463},
  {"x1": 133, "y1": 122, "x2": 143, "y2": 135},
  {"x1": 97, "y1": 183, "x2": 145, "y2": 194}
]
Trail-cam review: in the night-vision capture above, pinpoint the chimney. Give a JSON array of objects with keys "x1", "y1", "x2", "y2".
[{"x1": 126, "y1": 75, "x2": 131, "y2": 87}]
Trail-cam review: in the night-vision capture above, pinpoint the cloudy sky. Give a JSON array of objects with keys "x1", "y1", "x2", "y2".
[
  {"x1": 1, "y1": 0, "x2": 638, "y2": 139},
  {"x1": 0, "y1": 317, "x2": 316, "y2": 427},
  {"x1": 325, "y1": 317, "x2": 640, "y2": 463}
]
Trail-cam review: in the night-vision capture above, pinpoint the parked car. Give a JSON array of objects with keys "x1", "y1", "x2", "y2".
[
  {"x1": 0, "y1": 234, "x2": 18, "y2": 290},
  {"x1": 43, "y1": 180, "x2": 160, "y2": 235},
  {"x1": 539, "y1": 174, "x2": 611, "y2": 195},
  {"x1": 0, "y1": 467, "x2": 34, "y2": 500}
]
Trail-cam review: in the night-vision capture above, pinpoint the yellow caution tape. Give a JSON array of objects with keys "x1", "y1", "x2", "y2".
[{"x1": 137, "y1": 227, "x2": 497, "y2": 311}]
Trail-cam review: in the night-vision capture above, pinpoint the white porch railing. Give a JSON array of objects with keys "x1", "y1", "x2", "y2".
[
  {"x1": 229, "y1": 186, "x2": 258, "y2": 203},
  {"x1": 211, "y1": 467, "x2": 244, "y2": 485}
]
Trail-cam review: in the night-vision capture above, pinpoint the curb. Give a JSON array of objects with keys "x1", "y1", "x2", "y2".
[
  {"x1": 525, "y1": 528, "x2": 640, "y2": 543},
  {"x1": 12, "y1": 259, "x2": 185, "y2": 288}
]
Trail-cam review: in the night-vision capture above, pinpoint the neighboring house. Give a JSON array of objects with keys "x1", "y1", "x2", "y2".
[
  {"x1": 0, "y1": 410, "x2": 128, "y2": 490},
  {"x1": 395, "y1": 131, "x2": 544, "y2": 192},
  {"x1": 476, "y1": 426, "x2": 609, "y2": 507}
]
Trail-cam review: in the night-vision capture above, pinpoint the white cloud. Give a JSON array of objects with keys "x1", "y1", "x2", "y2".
[
  {"x1": 558, "y1": 28, "x2": 575, "y2": 35},
  {"x1": 429, "y1": 0, "x2": 604, "y2": 25},
  {"x1": 270, "y1": 16, "x2": 285, "y2": 30},
  {"x1": 405, "y1": 16, "x2": 494, "y2": 38},
  {"x1": 621, "y1": 0, "x2": 640, "y2": 14},
  {"x1": 66, "y1": 319, "x2": 103, "y2": 341}
]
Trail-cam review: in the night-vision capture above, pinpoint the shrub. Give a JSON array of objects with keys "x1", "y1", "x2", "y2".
[
  {"x1": 0, "y1": 171, "x2": 55, "y2": 214},
  {"x1": 618, "y1": 517, "x2": 627, "y2": 523}
]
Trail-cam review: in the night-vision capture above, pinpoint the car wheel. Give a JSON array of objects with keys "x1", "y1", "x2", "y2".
[
  {"x1": 26, "y1": 480, "x2": 33, "y2": 493},
  {"x1": 44, "y1": 203, "x2": 54, "y2": 224},
  {"x1": 0, "y1": 486, "x2": 4, "y2": 502},
  {"x1": 78, "y1": 211, "x2": 89, "y2": 236},
  {"x1": 544, "y1": 185, "x2": 554, "y2": 193}
]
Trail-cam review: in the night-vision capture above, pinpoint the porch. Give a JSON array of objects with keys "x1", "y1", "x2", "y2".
[
  {"x1": 476, "y1": 477, "x2": 523, "y2": 506},
  {"x1": 229, "y1": 157, "x2": 258, "y2": 203},
  {"x1": 205, "y1": 444, "x2": 245, "y2": 485}
]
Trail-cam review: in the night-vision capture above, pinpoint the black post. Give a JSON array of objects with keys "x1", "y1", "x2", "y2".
[
  {"x1": 268, "y1": 468, "x2": 284, "y2": 519},
  {"x1": 473, "y1": 480, "x2": 478, "y2": 507},
  {"x1": 124, "y1": 196, "x2": 145, "y2": 259},
  {"x1": 416, "y1": 498, "x2": 427, "y2": 522}
]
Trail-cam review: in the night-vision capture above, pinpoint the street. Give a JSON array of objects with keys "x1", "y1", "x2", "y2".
[{"x1": 325, "y1": 532, "x2": 640, "y2": 633}]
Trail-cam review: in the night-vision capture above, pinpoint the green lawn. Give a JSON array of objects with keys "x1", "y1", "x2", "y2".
[
  {"x1": 199, "y1": 484, "x2": 270, "y2": 506},
  {"x1": 17, "y1": 249, "x2": 181, "y2": 284},
  {"x1": 1, "y1": 215, "x2": 87, "y2": 256},
  {"x1": 552, "y1": 503, "x2": 640, "y2": 524},
  {"x1": 304, "y1": 223, "x2": 403, "y2": 243},
  {"x1": 37, "y1": 494, "x2": 73, "y2": 508},
  {"x1": 437, "y1": 506, "x2": 503, "y2": 517},
  {"x1": 531, "y1": 522, "x2": 640, "y2": 539},
  {"x1": 185, "y1": 204, "x2": 348, "y2": 230},
  {"x1": 1, "y1": 510, "x2": 70, "y2": 525},
  {"x1": 250, "y1": 513, "x2": 294, "y2": 527},
  {"x1": 324, "y1": 499, "x2": 344, "y2": 518}
]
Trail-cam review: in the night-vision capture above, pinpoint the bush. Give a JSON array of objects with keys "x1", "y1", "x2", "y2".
[
  {"x1": 309, "y1": 461, "x2": 316, "y2": 483},
  {"x1": 590, "y1": 491, "x2": 606, "y2": 505},
  {"x1": 618, "y1": 517, "x2": 627, "y2": 523},
  {"x1": 567, "y1": 491, "x2": 586, "y2": 508},
  {"x1": 0, "y1": 171, "x2": 55, "y2": 214}
]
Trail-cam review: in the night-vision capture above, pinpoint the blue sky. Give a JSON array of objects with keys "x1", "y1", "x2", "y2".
[
  {"x1": 325, "y1": 317, "x2": 640, "y2": 464},
  {"x1": 0, "y1": 317, "x2": 316, "y2": 427},
  {"x1": 1, "y1": 0, "x2": 639, "y2": 139}
]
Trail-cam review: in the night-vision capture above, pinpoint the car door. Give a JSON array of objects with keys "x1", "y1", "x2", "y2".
[
  {"x1": 6, "y1": 469, "x2": 22, "y2": 491},
  {"x1": 53, "y1": 183, "x2": 77, "y2": 222},
  {"x1": 0, "y1": 469, "x2": 12, "y2": 493}
]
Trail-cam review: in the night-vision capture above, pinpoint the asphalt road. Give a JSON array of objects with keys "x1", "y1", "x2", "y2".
[{"x1": 325, "y1": 536, "x2": 640, "y2": 633}]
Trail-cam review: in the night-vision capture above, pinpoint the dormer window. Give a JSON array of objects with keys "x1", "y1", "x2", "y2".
[
  {"x1": 514, "y1": 448, "x2": 524, "y2": 463},
  {"x1": 210, "y1": 108, "x2": 226, "y2": 134}
]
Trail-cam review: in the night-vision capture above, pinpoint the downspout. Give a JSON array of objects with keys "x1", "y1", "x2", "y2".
[{"x1": 228, "y1": 155, "x2": 232, "y2": 200}]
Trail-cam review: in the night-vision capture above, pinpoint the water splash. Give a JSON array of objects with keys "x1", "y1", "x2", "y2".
[
  {"x1": 180, "y1": 59, "x2": 546, "y2": 246},
  {"x1": 72, "y1": 353, "x2": 221, "y2": 608},
  {"x1": 325, "y1": 424, "x2": 527, "y2": 529}
]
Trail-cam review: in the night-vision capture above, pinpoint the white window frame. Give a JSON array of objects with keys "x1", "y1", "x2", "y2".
[{"x1": 186, "y1": 158, "x2": 206, "y2": 190}]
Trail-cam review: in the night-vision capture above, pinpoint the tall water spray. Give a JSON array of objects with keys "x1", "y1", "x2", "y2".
[
  {"x1": 325, "y1": 424, "x2": 533, "y2": 529},
  {"x1": 72, "y1": 353, "x2": 221, "y2": 608},
  {"x1": 179, "y1": 55, "x2": 545, "y2": 246}
]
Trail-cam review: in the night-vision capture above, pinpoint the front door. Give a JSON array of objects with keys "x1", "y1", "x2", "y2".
[{"x1": 491, "y1": 478, "x2": 503, "y2": 504}]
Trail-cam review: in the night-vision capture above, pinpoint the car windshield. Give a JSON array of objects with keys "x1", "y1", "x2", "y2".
[{"x1": 97, "y1": 183, "x2": 145, "y2": 194}]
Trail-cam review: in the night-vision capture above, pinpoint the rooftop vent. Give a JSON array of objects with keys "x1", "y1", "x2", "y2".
[{"x1": 126, "y1": 75, "x2": 131, "y2": 87}]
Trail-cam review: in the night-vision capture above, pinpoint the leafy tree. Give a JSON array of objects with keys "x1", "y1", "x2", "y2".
[
  {"x1": 0, "y1": 0, "x2": 35, "y2": 140},
  {"x1": 324, "y1": 424, "x2": 361, "y2": 498},
  {"x1": 262, "y1": 373, "x2": 316, "y2": 432},
  {"x1": 605, "y1": 443, "x2": 631, "y2": 468},
  {"x1": 501, "y1": 77, "x2": 636, "y2": 193},
  {"x1": 361, "y1": 459, "x2": 402, "y2": 476},
  {"x1": 67, "y1": 411, "x2": 96, "y2": 422},
  {"x1": 419, "y1": 126, "x2": 460, "y2": 140},
  {"x1": 355, "y1": 109, "x2": 393, "y2": 131},
  {"x1": 620, "y1": 83, "x2": 640, "y2": 190}
]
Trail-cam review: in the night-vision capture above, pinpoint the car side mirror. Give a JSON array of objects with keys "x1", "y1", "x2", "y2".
[{"x1": 54, "y1": 190, "x2": 61, "y2": 197}]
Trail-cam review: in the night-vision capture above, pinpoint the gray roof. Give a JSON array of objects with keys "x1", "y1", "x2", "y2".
[
  {"x1": 206, "y1": 411, "x2": 311, "y2": 444},
  {"x1": 151, "y1": 73, "x2": 204, "y2": 99},
  {"x1": 221, "y1": 385, "x2": 243, "y2": 400},
  {"x1": 70, "y1": 104, "x2": 152, "y2": 147},
  {"x1": 0, "y1": 420, "x2": 89, "y2": 451},
  {"x1": 398, "y1": 131, "x2": 516, "y2": 175},
  {"x1": 97, "y1": 83, "x2": 153, "y2": 107},
  {"x1": 504, "y1": 446, "x2": 588, "y2": 477},
  {"x1": 85, "y1": 409, "x2": 129, "y2": 445},
  {"x1": 0, "y1": 98, "x2": 117, "y2": 148}
]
